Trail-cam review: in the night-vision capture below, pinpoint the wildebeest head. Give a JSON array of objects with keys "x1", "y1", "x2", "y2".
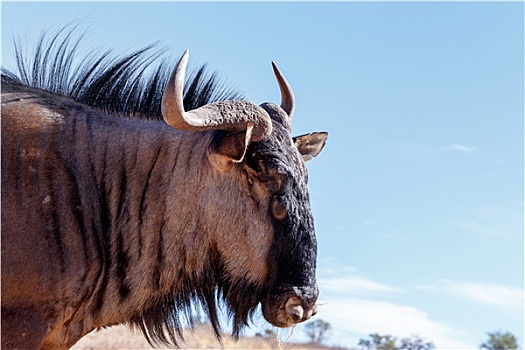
[{"x1": 161, "y1": 51, "x2": 327, "y2": 335}]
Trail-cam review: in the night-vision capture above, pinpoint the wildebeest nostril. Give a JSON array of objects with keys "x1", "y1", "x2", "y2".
[
  {"x1": 285, "y1": 295, "x2": 318, "y2": 323},
  {"x1": 285, "y1": 297, "x2": 304, "y2": 322}
]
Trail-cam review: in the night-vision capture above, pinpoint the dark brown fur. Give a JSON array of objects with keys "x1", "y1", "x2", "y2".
[{"x1": 1, "y1": 30, "x2": 327, "y2": 349}]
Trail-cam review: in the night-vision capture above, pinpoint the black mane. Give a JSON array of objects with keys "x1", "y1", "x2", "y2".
[{"x1": 1, "y1": 26, "x2": 244, "y2": 119}]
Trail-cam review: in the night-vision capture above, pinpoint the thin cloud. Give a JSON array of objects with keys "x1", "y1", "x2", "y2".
[
  {"x1": 317, "y1": 257, "x2": 358, "y2": 276},
  {"x1": 318, "y1": 298, "x2": 474, "y2": 349},
  {"x1": 455, "y1": 207, "x2": 523, "y2": 238},
  {"x1": 444, "y1": 143, "x2": 477, "y2": 154},
  {"x1": 319, "y1": 275, "x2": 400, "y2": 296},
  {"x1": 435, "y1": 280, "x2": 524, "y2": 313},
  {"x1": 362, "y1": 219, "x2": 377, "y2": 226},
  {"x1": 317, "y1": 260, "x2": 399, "y2": 296}
]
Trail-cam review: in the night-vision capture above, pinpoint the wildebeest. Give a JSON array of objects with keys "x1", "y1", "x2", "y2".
[{"x1": 1, "y1": 30, "x2": 327, "y2": 349}]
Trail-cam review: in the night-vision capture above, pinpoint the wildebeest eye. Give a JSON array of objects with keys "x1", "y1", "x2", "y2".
[{"x1": 271, "y1": 199, "x2": 287, "y2": 220}]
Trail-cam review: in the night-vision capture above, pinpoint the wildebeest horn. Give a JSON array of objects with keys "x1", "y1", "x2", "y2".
[
  {"x1": 162, "y1": 50, "x2": 272, "y2": 141},
  {"x1": 271, "y1": 61, "x2": 295, "y2": 119}
]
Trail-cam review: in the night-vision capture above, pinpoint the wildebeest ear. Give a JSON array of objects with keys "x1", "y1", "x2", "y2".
[
  {"x1": 293, "y1": 132, "x2": 328, "y2": 162},
  {"x1": 211, "y1": 123, "x2": 254, "y2": 167}
]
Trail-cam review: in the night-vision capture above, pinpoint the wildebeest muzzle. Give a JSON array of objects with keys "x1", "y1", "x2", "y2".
[{"x1": 262, "y1": 284, "x2": 318, "y2": 327}]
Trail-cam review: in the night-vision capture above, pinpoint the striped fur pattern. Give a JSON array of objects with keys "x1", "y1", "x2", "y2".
[{"x1": 1, "y1": 28, "x2": 326, "y2": 349}]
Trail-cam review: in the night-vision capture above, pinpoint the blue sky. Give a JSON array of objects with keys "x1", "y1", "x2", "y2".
[{"x1": 2, "y1": 2, "x2": 523, "y2": 348}]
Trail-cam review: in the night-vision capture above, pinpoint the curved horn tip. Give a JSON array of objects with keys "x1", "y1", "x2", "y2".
[
  {"x1": 271, "y1": 61, "x2": 281, "y2": 76},
  {"x1": 271, "y1": 61, "x2": 287, "y2": 78},
  {"x1": 177, "y1": 49, "x2": 190, "y2": 73},
  {"x1": 270, "y1": 61, "x2": 295, "y2": 119}
]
